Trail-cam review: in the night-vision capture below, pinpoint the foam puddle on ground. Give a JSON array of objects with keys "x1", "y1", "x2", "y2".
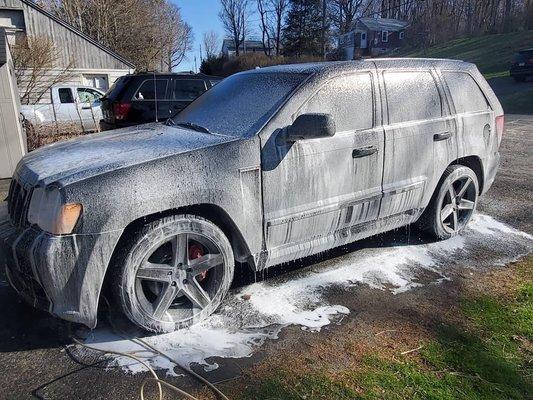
[{"x1": 81, "y1": 213, "x2": 532, "y2": 376}]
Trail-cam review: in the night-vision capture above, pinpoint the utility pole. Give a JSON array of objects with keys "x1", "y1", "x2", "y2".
[{"x1": 322, "y1": 0, "x2": 327, "y2": 59}]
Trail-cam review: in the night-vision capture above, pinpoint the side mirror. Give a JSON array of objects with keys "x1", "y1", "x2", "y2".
[{"x1": 284, "y1": 113, "x2": 336, "y2": 142}]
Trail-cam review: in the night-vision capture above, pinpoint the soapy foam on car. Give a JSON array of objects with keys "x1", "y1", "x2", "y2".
[{"x1": 80, "y1": 214, "x2": 532, "y2": 376}]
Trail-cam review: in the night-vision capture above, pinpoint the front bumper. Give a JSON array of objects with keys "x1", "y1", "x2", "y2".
[{"x1": 0, "y1": 213, "x2": 122, "y2": 328}]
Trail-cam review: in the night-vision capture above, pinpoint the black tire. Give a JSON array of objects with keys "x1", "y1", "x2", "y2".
[
  {"x1": 110, "y1": 214, "x2": 234, "y2": 333},
  {"x1": 418, "y1": 165, "x2": 479, "y2": 240}
]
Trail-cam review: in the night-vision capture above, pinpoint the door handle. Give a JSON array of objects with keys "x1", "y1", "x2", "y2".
[
  {"x1": 352, "y1": 146, "x2": 378, "y2": 158},
  {"x1": 433, "y1": 131, "x2": 452, "y2": 141}
]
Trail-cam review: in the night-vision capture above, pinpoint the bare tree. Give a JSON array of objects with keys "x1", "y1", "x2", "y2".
[
  {"x1": 41, "y1": 0, "x2": 193, "y2": 71},
  {"x1": 219, "y1": 0, "x2": 250, "y2": 56},
  {"x1": 11, "y1": 34, "x2": 75, "y2": 105},
  {"x1": 526, "y1": 0, "x2": 533, "y2": 30},
  {"x1": 257, "y1": 0, "x2": 272, "y2": 55},
  {"x1": 328, "y1": 0, "x2": 365, "y2": 35},
  {"x1": 269, "y1": 0, "x2": 289, "y2": 56},
  {"x1": 203, "y1": 31, "x2": 221, "y2": 59},
  {"x1": 161, "y1": 3, "x2": 193, "y2": 71}
]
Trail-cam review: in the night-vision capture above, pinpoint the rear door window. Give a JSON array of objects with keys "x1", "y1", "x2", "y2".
[
  {"x1": 442, "y1": 72, "x2": 489, "y2": 113},
  {"x1": 133, "y1": 79, "x2": 168, "y2": 100},
  {"x1": 173, "y1": 79, "x2": 207, "y2": 101},
  {"x1": 58, "y1": 88, "x2": 74, "y2": 104},
  {"x1": 299, "y1": 72, "x2": 374, "y2": 132},
  {"x1": 384, "y1": 71, "x2": 442, "y2": 124}
]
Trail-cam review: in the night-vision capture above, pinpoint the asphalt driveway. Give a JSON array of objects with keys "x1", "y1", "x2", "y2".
[{"x1": 0, "y1": 115, "x2": 531, "y2": 400}]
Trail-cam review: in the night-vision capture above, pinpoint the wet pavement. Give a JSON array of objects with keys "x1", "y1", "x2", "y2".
[{"x1": 0, "y1": 115, "x2": 531, "y2": 399}]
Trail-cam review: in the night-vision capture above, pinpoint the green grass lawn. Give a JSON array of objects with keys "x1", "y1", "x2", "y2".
[
  {"x1": 405, "y1": 31, "x2": 533, "y2": 78},
  {"x1": 240, "y1": 258, "x2": 533, "y2": 400},
  {"x1": 406, "y1": 31, "x2": 533, "y2": 114}
]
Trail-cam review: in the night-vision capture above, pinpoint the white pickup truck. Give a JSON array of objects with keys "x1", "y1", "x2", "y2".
[{"x1": 21, "y1": 85, "x2": 105, "y2": 132}]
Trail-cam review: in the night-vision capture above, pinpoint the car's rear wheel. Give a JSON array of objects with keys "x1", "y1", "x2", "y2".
[
  {"x1": 110, "y1": 215, "x2": 234, "y2": 333},
  {"x1": 418, "y1": 165, "x2": 479, "y2": 240}
]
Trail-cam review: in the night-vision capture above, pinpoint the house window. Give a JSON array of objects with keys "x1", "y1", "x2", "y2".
[
  {"x1": 399, "y1": 31, "x2": 405, "y2": 40},
  {"x1": 361, "y1": 32, "x2": 366, "y2": 40},
  {"x1": 382, "y1": 31, "x2": 389, "y2": 43},
  {"x1": 83, "y1": 74, "x2": 109, "y2": 91}
]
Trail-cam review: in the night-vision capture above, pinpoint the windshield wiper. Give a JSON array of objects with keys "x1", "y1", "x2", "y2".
[{"x1": 175, "y1": 121, "x2": 211, "y2": 134}]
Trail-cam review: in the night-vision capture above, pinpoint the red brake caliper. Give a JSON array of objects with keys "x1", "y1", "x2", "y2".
[{"x1": 189, "y1": 243, "x2": 207, "y2": 281}]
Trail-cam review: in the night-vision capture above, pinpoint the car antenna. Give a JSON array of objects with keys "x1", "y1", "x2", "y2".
[{"x1": 153, "y1": 70, "x2": 159, "y2": 123}]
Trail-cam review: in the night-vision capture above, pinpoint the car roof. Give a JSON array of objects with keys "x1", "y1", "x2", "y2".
[
  {"x1": 126, "y1": 72, "x2": 222, "y2": 79},
  {"x1": 52, "y1": 84, "x2": 103, "y2": 90},
  {"x1": 248, "y1": 58, "x2": 476, "y2": 76}
]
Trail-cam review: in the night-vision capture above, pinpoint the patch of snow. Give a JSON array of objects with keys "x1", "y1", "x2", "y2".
[{"x1": 81, "y1": 213, "x2": 532, "y2": 376}]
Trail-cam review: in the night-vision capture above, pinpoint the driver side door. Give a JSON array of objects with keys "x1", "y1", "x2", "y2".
[
  {"x1": 261, "y1": 71, "x2": 384, "y2": 267},
  {"x1": 76, "y1": 88, "x2": 104, "y2": 131}
]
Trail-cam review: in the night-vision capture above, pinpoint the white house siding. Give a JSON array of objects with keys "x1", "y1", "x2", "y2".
[
  {"x1": 0, "y1": 31, "x2": 26, "y2": 178},
  {"x1": 0, "y1": 0, "x2": 134, "y2": 99}
]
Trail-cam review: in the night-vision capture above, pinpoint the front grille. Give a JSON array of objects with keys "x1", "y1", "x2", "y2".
[{"x1": 7, "y1": 179, "x2": 33, "y2": 227}]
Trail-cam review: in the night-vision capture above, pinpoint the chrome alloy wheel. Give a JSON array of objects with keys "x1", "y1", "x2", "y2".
[
  {"x1": 440, "y1": 175, "x2": 477, "y2": 234},
  {"x1": 134, "y1": 232, "x2": 226, "y2": 325}
]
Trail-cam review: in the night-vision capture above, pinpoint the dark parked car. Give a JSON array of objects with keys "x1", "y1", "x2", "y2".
[
  {"x1": 1, "y1": 60, "x2": 503, "y2": 333},
  {"x1": 99, "y1": 72, "x2": 222, "y2": 130},
  {"x1": 510, "y1": 48, "x2": 533, "y2": 82}
]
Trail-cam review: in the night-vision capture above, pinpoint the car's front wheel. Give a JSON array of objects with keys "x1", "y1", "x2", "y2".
[
  {"x1": 419, "y1": 165, "x2": 479, "y2": 240},
  {"x1": 110, "y1": 214, "x2": 234, "y2": 333}
]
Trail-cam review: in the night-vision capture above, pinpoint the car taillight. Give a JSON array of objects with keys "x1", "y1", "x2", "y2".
[
  {"x1": 495, "y1": 115, "x2": 504, "y2": 145},
  {"x1": 113, "y1": 102, "x2": 131, "y2": 120}
]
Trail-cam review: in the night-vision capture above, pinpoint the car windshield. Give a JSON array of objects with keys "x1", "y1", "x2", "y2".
[{"x1": 172, "y1": 72, "x2": 308, "y2": 138}]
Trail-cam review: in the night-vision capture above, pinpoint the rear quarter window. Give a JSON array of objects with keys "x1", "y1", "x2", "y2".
[
  {"x1": 384, "y1": 71, "x2": 442, "y2": 124},
  {"x1": 173, "y1": 79, "x2": 207, "y2": 101},
  {"x1": 133, "y1": 79, "x2": 169, "y2": 100},
  {"x1": 443, "y1": 72, "x2": 489, "y2": 114}
]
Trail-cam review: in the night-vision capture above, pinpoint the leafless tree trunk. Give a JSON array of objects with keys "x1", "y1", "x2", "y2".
[
  {"x1": 219, "y1": 0, "x2": 249, "y2": 56},
  {"x1": 257, "y1": 0, "x2": 272, "y2": 55},
  {"x1": 11, "y1": 34, "x2": 75, "y2": 105},
  {"x1": 203, "y1": 31, "x2": 221, "y2": 59},
  {"x1": 526, "y1": 0, "x2": 533, "y2": 30},
  {"x1": 269, "y1": 0, "x2": 288, "y2": 56},
  {"x1": 328, "y1": 0, "x2": 365, "y2": 34},
  {"x1": 161, "y1": 3, "x2": 193, "y2": 71}
]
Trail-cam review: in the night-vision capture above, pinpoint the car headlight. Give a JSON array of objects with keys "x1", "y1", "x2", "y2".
[{"x1": 27, "y1": 187, "x2": 82, "y2": 234}]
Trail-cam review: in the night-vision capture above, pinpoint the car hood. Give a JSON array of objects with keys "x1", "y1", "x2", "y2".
[{"x1": 16, "y1": 123, "x2": 239, "y2": 186}]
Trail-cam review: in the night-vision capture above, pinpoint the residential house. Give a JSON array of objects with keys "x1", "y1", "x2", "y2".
[
  {"x1": 221, "y1": 39, "x2": 270, "y2": 58},
  {"x1": 339, "y1": 17, "x2": 409, "y2": 59},
  {"x1": 0, "y1": 0, "x2": 134, "y2": 102}
]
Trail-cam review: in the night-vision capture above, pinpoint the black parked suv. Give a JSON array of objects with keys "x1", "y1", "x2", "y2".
[
  {"x1": 510, "y1": 48, "x2": 533, "y2": 82},
  {"x1": 99, "y1": 72, "x2": 222, "y2": 130}
]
